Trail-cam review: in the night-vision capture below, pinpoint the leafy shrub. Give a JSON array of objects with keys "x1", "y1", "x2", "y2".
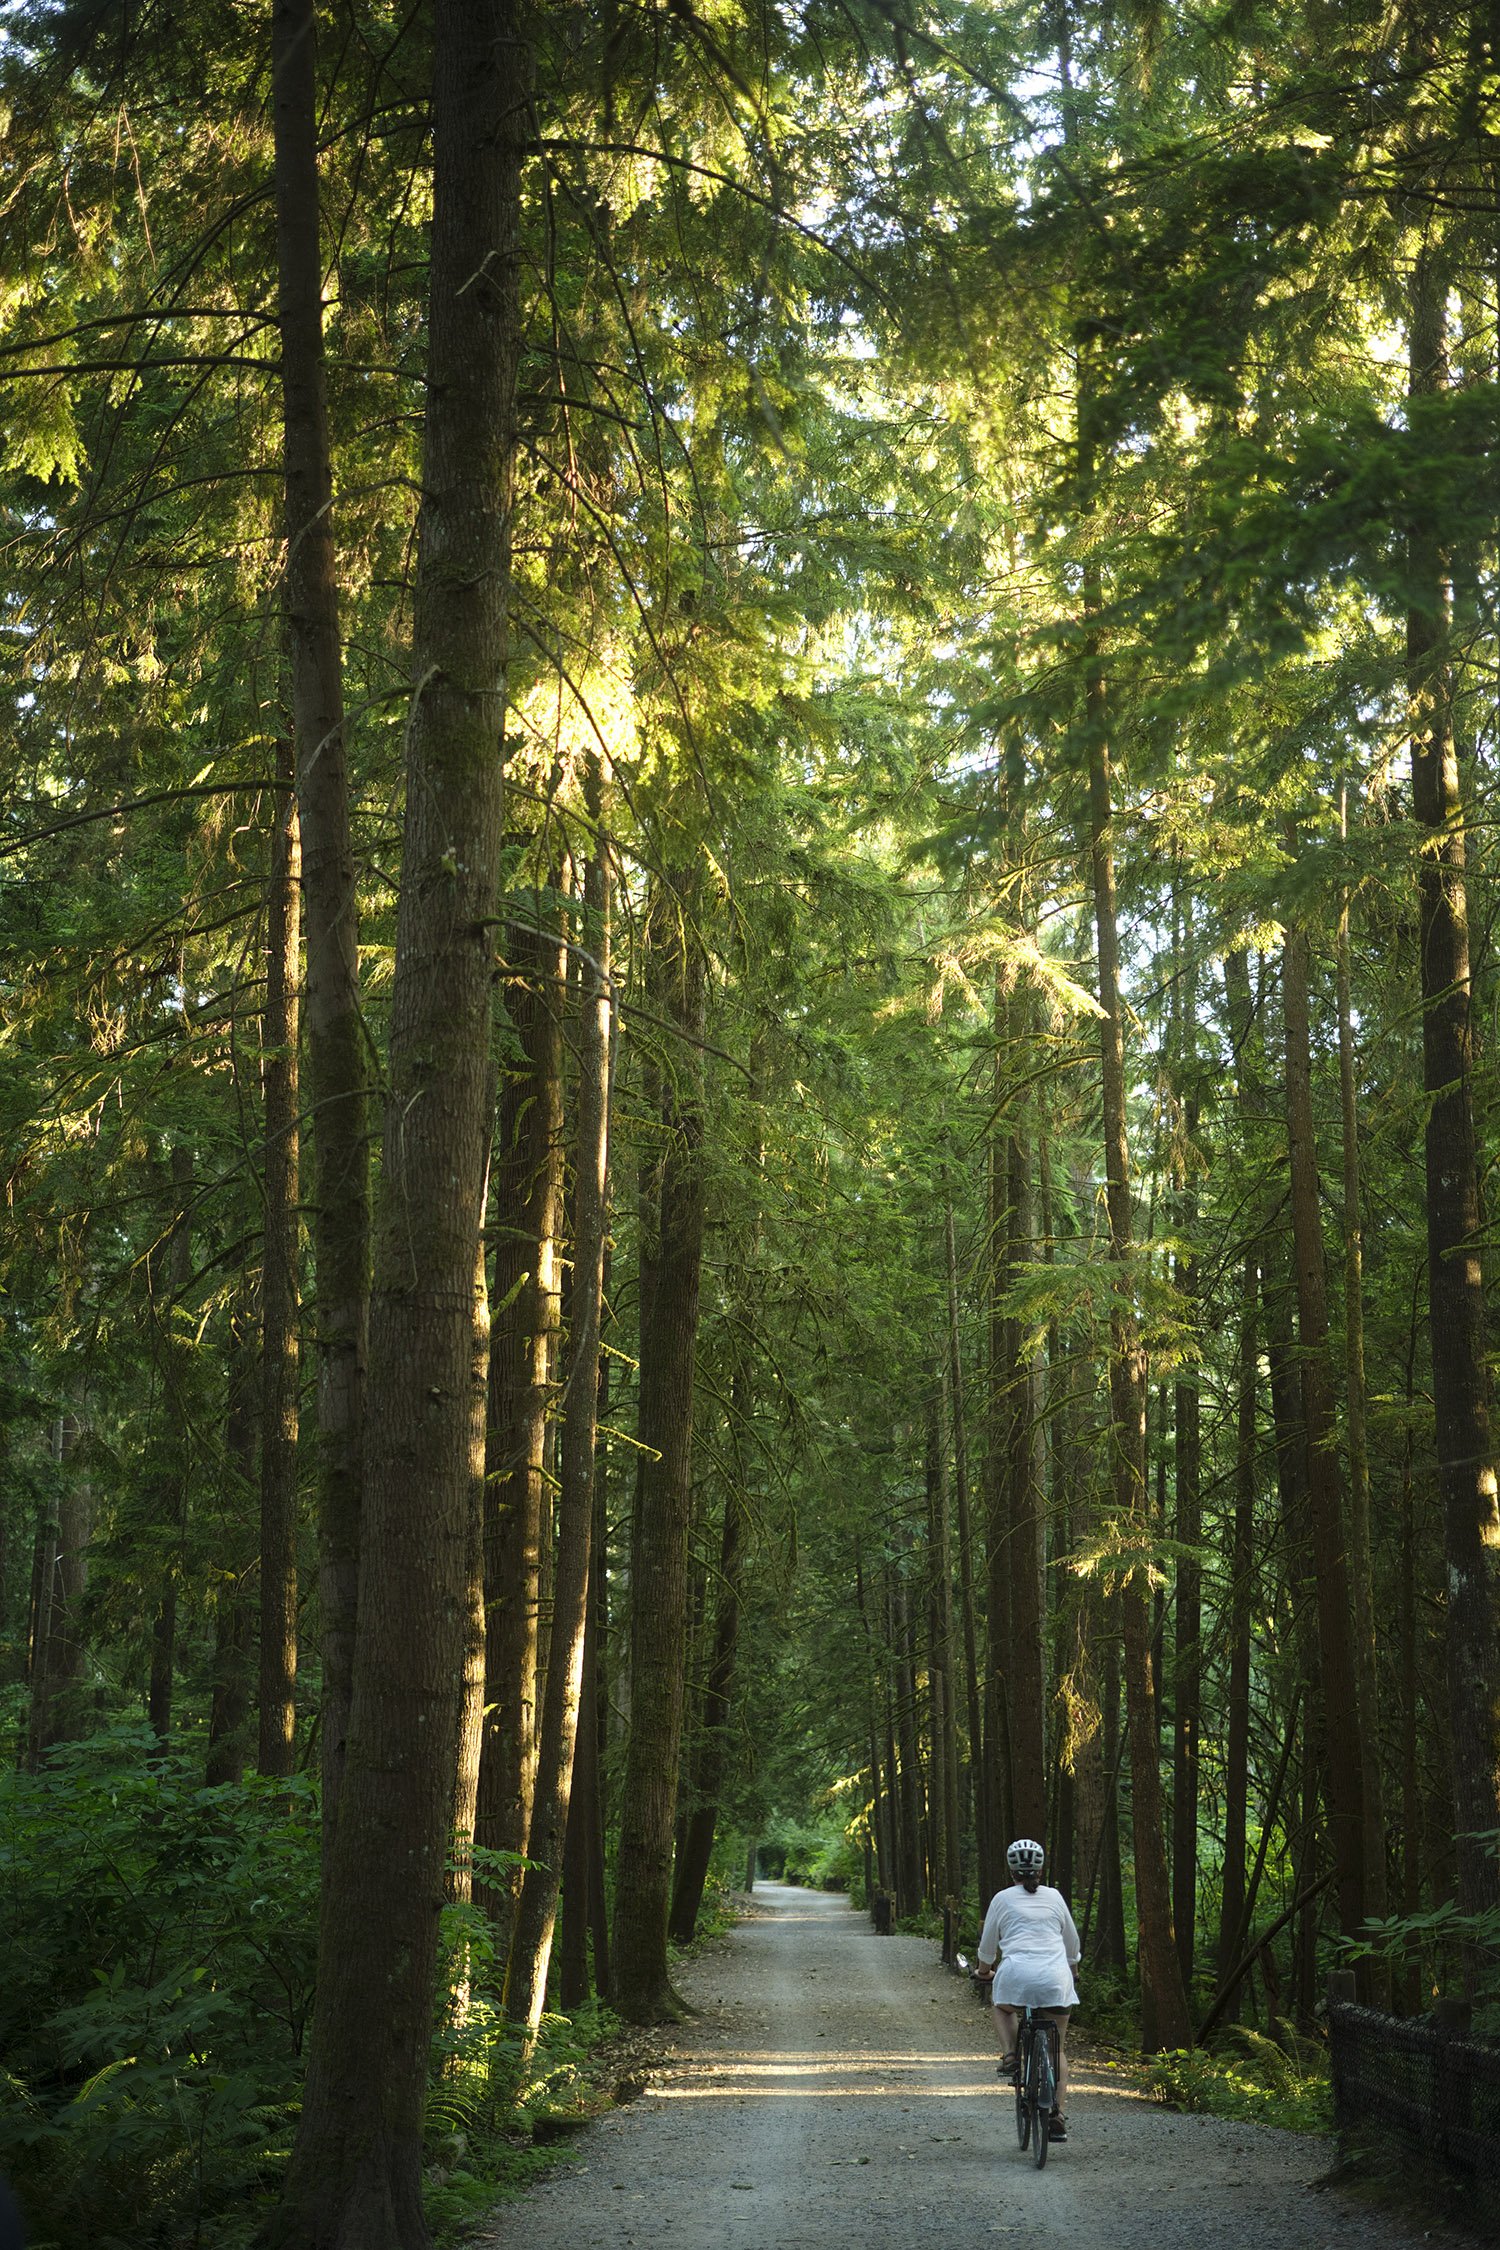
[
  {"x1": 758, "y1": 1810, "x2": 862, "y2": 1892},
  {"x1": 0, "y1": 1723, "x2": 320, "y2": 2249},
  {"x1": 1145, "y1": 2042, "x2": 1332, "y2": 2136},
  {"x1": 1340, "y1": 1841, "x2": 1500, "y2": 2022},
  {"x1": 422, "y1": 1994, "x2": 620, "y2": 2244},
  {"x1": 0, "y1": 1730, "x2": 625, "y2": 2248}
]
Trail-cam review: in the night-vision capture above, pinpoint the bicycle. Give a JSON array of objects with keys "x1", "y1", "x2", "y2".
[
  {"x1": 956, "y1": 1958, "x2": 1063, "y2": 2169},
  {"x1": 1011, "y1": 2004, "x2": 1061, "y2": 2168}
]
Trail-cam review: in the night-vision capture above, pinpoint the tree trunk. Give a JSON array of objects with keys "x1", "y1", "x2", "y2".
[
  {"x1": 856, "y1": 1552, "x2": 893, "y2": 1901},
  {"x1": 1090, "y1": 1614, "x2": 1127, "y2": 1970},
  {"x1": 670, "y1": 1065, "x2": 761, "y2": 1944},
  {"x1": 508, "y1": 839, "x2": 614, "y2": 2031},
  {"x1": 268, "y1": 1, "x2": 526, "y2": 2235},
  {"x1": 209, "y1": 1314, "x2": 260, "y2": 1786},
  {"x1": 476, "y1": 901, "x2": 566, "y2": 1945},
  {"x1": 587, "y1": 1362, "x2": 614, "y2": 2001},
  {"x1": 1083, "y1": 640, "x2": 1190, "y2": 2051},
  {"x1": 1407, "y1": 247, "x2": 1500, "y2": 1925},
  {"x1": 272, "y1": 0, "x2": 370, "y2": 1846},
  {"x1": 1335, "y1": 778, "x2": 1389, "y2": 1981},
  {"x1": 1398, "y1": 1261, "x2": 1424, "y2": 2013},
  {"x1": 612, "y1": 891, "x2": 707, "y2": 2021},
  {"x1": 924, "y1": 1387, "x2": 963, "y2": 1907},
  {"x1": 1171, "y1": 1322, "x2": 1201, "y2": 1990},
  {"x1": 1281, "y1": 920, "x2": 1366, "y2": 1944},
  {"x1": 25, "y1": 1471, "x2": 58, "y2": 1754},
  {"x1": 26, "y1": 1415, "x2": 90, "y2": 1765},
  {"x1": 1218, "y1": 1247, "x2": 1258, "y2": 1992},
  {"x1": 983, "y1": 1027, "x2": 1015, "y2": 1889},
  {"x1": 451, "y1": 1231, "x2": 492, "y2": 1909},
  {"x1": 1005, "y1": 1089, "x2": 1047, "y2": 1847},
  {"x1": 668, "y1": 1474, "x2": 746, "y2": 1942},
  {"x1": 944, "y1": 1196, "x2": 986, "y2": 1898},
  {"x1": 259, "y1": 743, "x2": 301, "y2": 1780},
  {"x1": 892, "y1": 1567, "x2": 927, "y2": 1914},
  {"x1": 148, "y1": 1145, "x2": 194, "y2": 1748},
  {"x1": 1170, "y1": 1130, "x2": 1201, "y2": 1986},
  {"x1": 558, "y1": 1627, "x2": 596, "y2": 2009}
]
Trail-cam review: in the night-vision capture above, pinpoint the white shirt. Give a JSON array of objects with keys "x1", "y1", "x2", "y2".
[{"x1": 977, "y1": 1882, "x2": 1080, "y2": 2008}]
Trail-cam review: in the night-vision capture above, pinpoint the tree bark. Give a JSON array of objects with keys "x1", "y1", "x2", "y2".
[
  {"x1": 209, "y1": 1313, "x2": 260, "y2": 1786},
  {"x1": 1082, "y1": 627, "x2": 1190, "y2": 2051},
  {"x1": 1170, "y1": 1067, "x2": 1201, "y2": 1988},
  {"x1": 612, "y1": 890, "x2": 707, "y2": 2021},
  {"x1": 1218, "y1": 1247, "x2": 1258, "y2": 1991},
  {"x1": 1004, "y1": 1078, "x2": 1047, "y2": 1847},
  {"x1": 1335, "y1": 777, "x2": 1389, "y2": 1979},
  {"x1": 1171, "y1": 1301, "x2": 1201, "y2": 1990},
  {"x1": 268, "y1": 1, "x2": 526, "y2": 2235},
  {"x1": 1281, "y1": 919, "x2": 1366, "y2": 1944},
  {"x1": 148, "y1": 1145, "x2": 194, "y2": 1747},
  {"x1": 26, "y1": 1415, "x2": 90, "y2": 1765},
  {"x1": 944, "y1": 1196, "x2": 987, "y2": 1897},
  {"x1": 670, "y1": 1064, "x2": 760, "y2": 1945},
  {"x1": 259, "y1": 743, "x2": 301, "y2": 1780},
  {"x1": 983, "y1": 1012, "x2": 1015, "y2": 1888},
  {"x1": 891, "y1": 1567, "x2": 927, "y2": 1913},
  {"x1": 451, "y1": 1229, "x2": 493, "y2": 1910},
  {"x1": 1407, "y1": 246, "x2": 1500, "y2": 1925},
  {"x1": 271, "y1": 0, "x2": 370, "y2": 1846},
  {"x1": 924, "y1": 1387, "x2": 963, "y2": 1907},
  {"x1": 476, "y1": 901, "x2": 566, "y2": 1945},
  {"x1": 668, "y1": 1474, "x2": 746, "y2": 1942},
  {"x1": 1089, "y1": 1613, "x2": 1128, "y2": 1970},
  {"x1": 508, "y1": 839, "x2": 614, "y2": 2031}
]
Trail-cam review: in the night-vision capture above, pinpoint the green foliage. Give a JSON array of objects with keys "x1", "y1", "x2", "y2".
[
  {"x1": 1145, "y1": 2041, "x2": 1333, "y2": 2138},
  {"x1": 0, "y1": 1725, "x2": 319, "y2": 2249},
  {"x1": 1074, "y1": 1966, "x2": 1144, "y2": 2054},
  {"x1": 422, "y1": 1992, "x2": 620, "y2": 2245},
  {"x1": 0, "y1": 1727, "x2": 630, "y2": 2246},
  {"x1": 679, "y1": 1869, "x2": 742, "y2": 1945},
  {"x1": 1339, "y1": 1842, "x2": 1500, "y2": 2024},
  {"x1": 756, "y1": 1808, "x2": 861, "y2": 1892}
]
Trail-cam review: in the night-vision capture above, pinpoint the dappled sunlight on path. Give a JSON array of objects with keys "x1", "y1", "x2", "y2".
[{"x1": 480, "y1": 1883, "x2": 1435, "y2": 2250}]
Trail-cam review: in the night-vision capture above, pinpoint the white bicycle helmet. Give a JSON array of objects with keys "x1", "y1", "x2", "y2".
[{"x1": 1006, "y1": 1837, "x2": 1045, "y2": 1877}]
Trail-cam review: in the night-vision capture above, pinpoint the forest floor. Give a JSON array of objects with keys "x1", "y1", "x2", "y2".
[{"x1": 474, "y1": 1882, "x2": 1442, "y2": 2250}]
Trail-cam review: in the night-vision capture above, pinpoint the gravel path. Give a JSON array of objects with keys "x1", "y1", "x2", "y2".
[{"x1": 478, "y1": 1882, "x2": 1435, "y2": 2250}]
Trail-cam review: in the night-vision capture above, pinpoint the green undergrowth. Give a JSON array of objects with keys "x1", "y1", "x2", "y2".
[
  {"x1": 424, "y1": 1975, "x2": 622, "y2": 2246},
  {"x1": 757, "y1": 1809, "x2": 861, "y2": 1893},
  {"x1": 1070, "y1": 1965, "x2": 1142, "y2": 2051},
  {"x1": 1145, "y1": 2027, "x2": 1333, "y2": 2136},
  {"x1": 0, "y1": 1726, "x2": 633, "y2": 2250},
  {"x1": 0, "y1": 1724, "x2": 319, "y2": 2250},
  {"x1": 678, "y1": 1869, "x2": 742, "y2": 1948}
]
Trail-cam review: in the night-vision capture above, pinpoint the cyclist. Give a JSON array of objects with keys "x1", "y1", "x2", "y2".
[{"x1": 975, "y1": 1837, "x2": 1080, "y2": 2143}]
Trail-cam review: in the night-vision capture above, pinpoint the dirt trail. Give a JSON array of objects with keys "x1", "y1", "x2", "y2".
[{"x1": 478, "y1": 1882, "x2": 1433, "y2": 2250}]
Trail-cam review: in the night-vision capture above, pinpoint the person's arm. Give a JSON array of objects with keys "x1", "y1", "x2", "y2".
[
  {"x1": 1058, "y1": 1896, "x2": 1082, "y2": 1969},
  {"x1": 977, "y1": 1892, "x2": 1003, "y2": 1971}
]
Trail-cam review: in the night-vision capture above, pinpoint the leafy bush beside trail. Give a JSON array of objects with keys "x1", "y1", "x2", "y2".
[
  {"x1": 1145, "y1": 2029, "x2": 1333, "y2": 2137},
  {"x1": 0, "y1": 1724, "x2": 318, "y2": 2248},
  {"x1": 0, "y1": 1729, "x2": 615, "y2": 2249}
]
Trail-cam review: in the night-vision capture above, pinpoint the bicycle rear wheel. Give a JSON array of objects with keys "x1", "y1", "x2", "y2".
[
  {"x1": 1014, "y1": 2028, "x2": 1030, "y2": 2149},
  {"x1": 1031, "y1": 2023, "x2": 1056, "y2": 2170}
]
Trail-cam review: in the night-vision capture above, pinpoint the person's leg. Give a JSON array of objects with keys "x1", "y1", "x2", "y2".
[
  {"x1": 994, "y1": 2004, "x2": 1019, "y2": 2072},
  {"x1": 1051, "y1": 2010, "x2": 1071, "y2": 2109}
]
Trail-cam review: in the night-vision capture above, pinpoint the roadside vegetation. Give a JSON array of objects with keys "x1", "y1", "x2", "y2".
[{"x1": 4, "y1": 0, "x2": 1500, "y2": 2243}]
